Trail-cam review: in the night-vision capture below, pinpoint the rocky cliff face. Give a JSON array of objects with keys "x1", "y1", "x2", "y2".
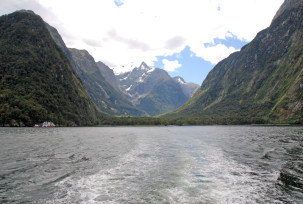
[
  {"x1": 96, "y1": 61, "x2": 121, "y2": 93},
  {"x1": 164, "y1": 0, "x2": 303, "y2": 124},
  {"x1": 272, "y1": 0, "x2": 301, "y2": 22}
]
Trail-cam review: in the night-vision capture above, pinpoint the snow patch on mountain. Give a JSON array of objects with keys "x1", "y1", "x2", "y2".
[
  {"x1": 177, "y1": 78, "x2": 185, "y2": 84},
  {"x1": 125, "y1": 85, "x2": 132, "y2": 91},
  {"x1": 147, "y1": 68, "x2": 155, "y2": 73},
  {"x1": 139, "y1": 62, "x2": 149, "y2": 70},
  {"x1": 120, "y1": 76, "x2": 128, "y2": 81}
]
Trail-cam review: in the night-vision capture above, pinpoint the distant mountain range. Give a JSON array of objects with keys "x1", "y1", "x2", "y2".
[
  {"x1": 0, "y1": 9, "x2": 199, "y2": 127},
  {"x1": 46, "y1": 23, "x2": 146, "y2": 117},
  {"x1": 1, "y1": 0, "x2": 302, "y2": 126},
  {"x1": 163, "y1": 0, "x2": 303, "y2": 124},
  {"x1": 108, "y1": 62, "x2": 200, "y2": 116},
  {"x1": 46, "y1": 20, "x2": 200, "y2": 117}
]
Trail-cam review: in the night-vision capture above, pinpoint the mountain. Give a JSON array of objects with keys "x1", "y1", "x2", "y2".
[
  {"x1": 112, "y1": 62, "x2": 199, "y2": 116},
  {"x1": 0, "y1": 10, "x2": 100, "y2": 126},
  {"x1": 272, "y1": 0, "x2": 301, "y2": 22},
  {"x1": 96, "y1": 61, "x2": 121, "y2": 92},
  {"x1": 117, "y1": 62, "x2": 170, "y2": 103},
  {"x1": 173, "y1": 76, "x2": 200, "y2": 98},
  {"x1": 68, "y1": 49, "x2": 146, "y2": 116},
  {"x1": 45, "y1": 11, "x2": 199, "y2": 117},
  {"x1": 163, "y1": 0, "x2": 303, "y2": 124},
  {"x1": 46, "y1": 23, "x2": 146, "y2": 116},
  {"x1": 136, "y1": 77, "x2": 189, "y2": 116}
]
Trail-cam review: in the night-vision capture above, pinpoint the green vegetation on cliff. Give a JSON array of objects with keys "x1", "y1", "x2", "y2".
[
  {"x1": 0, "y1": 11, "x2": 100, "y2": 126},
  {"x1": 162, "y1": 1, "x2": 303, "y2": 124},
  {"x1": 1, "y1": 1, "x2": 302, "y2": 127}
]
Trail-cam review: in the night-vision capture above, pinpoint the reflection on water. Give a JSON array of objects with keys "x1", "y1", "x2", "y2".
[{"x1": 0, "y1": 126, "x2": 302, "y2": 203}]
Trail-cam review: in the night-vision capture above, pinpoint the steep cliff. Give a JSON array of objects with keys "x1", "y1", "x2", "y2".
[
  {"x1": 0, "y1": 10, "x2": 100, "y2": 126},
  {"x1": 163, "y1": 1, "x2": 303, "y2": 124}
]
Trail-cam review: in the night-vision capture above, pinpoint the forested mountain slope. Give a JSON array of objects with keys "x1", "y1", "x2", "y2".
[
  {"x1": 0, "y1": 10, "x2": 100, "y2": 126},
  {"x1": 163, "y1": 0, "x2": 303, "y2": 124}
]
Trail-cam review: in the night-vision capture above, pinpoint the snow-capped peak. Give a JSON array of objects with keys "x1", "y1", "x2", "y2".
[
  {"x1": 178, "y1": 78, "x2": 185, "y2": 84},
  {"x1": 138, "y1": 62, "x2": 150, "y2": 70},
  {"x1": 174, "y1": 76, "x2": 186, "y2": 84},
  {"x1": 112, "y1": 62, "x2": 153, "y2": 75}
]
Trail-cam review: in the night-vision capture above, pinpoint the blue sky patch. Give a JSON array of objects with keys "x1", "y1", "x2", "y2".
[
  {"x1": 154, "y1": 46, "x2": 214, "y2": 85},
  {"x1": 204, "y1": 33, "x2": 248, "y2": 49},
  {"x1": 114, "y1": 0, "x2": 124, "y2": 7},
  {"x1": 154, "y1": 35, "x2": 248, "y2": 85}
]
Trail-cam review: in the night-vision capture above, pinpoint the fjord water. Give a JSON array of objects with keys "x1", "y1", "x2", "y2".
[{"x1": 0, "y1": 126, "x2": 302, "y2": 203}]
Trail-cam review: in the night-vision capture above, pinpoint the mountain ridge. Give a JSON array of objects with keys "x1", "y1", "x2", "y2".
[
  {"x1": 104, "y1": 62, "x2": 200, "y2": 116},
  {"x1": 46, "y1": 22, "x2": 147, "y2": 116},
  {"x1": 162, "y1": 0, "x2": 303, "y2": 124},
  {"x1": 45, "y1": 14, "x2": 200, "y2": 117}
]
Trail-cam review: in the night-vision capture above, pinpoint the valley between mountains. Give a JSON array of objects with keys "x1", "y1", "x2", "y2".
[{"x1": 0, "y1": 0, "x2": 302, "y2": 126}]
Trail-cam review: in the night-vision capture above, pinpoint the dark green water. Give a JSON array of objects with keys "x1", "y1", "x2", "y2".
[{"x1": 0, "y1": 126, "x2": 302, "y2": 203}]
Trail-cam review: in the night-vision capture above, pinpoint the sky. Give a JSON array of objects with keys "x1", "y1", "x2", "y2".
[{"x1": 0, "y1": 0, "x2": 284, "y2": 85}]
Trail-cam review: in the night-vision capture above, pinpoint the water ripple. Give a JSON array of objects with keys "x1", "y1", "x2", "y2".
[{"x1": 0, "y1": 126, "x2": 302, "y2": 203}]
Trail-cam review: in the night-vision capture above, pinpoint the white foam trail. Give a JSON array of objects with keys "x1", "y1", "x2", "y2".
[
  {"x1": 51, "y1": 134, "x2": 163, "y2": 203},
  {"x1": 161, "y1": 136, "x2": 280, "y2": 204},
  {"x1": 46, "y1": 127, "x2": 285, "y2": 203}
]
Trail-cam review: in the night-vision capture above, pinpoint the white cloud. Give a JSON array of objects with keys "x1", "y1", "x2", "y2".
[
  {"x1": 0, "y1": 0, "x2": 284, "y2": 71},
  {"x1": 191, "y1": 44, "x2": 238, "y2": 65},
  {"x1": 162, "y1": 59, "x2": 182, "y2": 72}
]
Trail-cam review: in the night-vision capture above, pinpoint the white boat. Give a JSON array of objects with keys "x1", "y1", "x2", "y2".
[
  {"x1": 42, "y1": 121, "x2": 56, "y2": 127},
  {"x1": 34, "y1": 121, "x2": 56, "y2": 127}
]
